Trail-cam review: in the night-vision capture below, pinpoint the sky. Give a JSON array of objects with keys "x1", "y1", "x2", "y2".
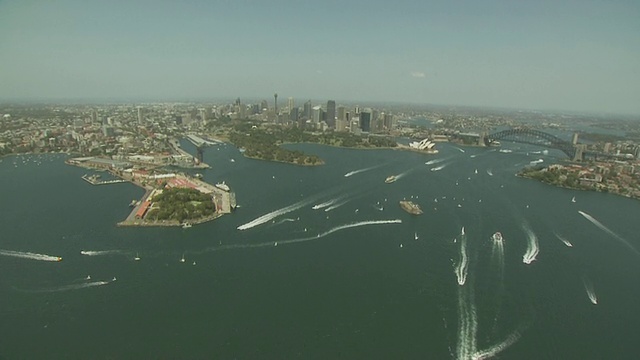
[{"x1": 1, "y1": 0, "x2": 639, "y2": 115}]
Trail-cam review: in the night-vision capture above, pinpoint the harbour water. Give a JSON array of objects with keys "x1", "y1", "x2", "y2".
[{"x1": 1, "y1": 142, "x2": 640, "y2": 359}]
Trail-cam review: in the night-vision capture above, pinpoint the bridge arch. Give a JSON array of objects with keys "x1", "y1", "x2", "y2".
[{"x1": 487, "y1": 128, "x2": 576, "y2": 159}]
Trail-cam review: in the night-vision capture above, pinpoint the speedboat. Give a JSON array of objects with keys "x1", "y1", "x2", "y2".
[
  {"x1": 414, "y1": 232, "x2": 419, "y2": 240},
  {"x1": 385, "y1": 175, "x2": 398, "y2": 184},
  {"x1": 571, "y1": 196, "x2": 576, "y2": 203},
  {"x1": 134, "y1": 253, "x2": 140, "y2": 261},
  {"x1": 180, "y1": 254, "x2": 186, "y2": 263},
  {"x1": 56, "y1": 257, "x2": 63, "y2": 262},
  {"x1": 492, "y1": 232, "x2": 503, "y2": 242}
]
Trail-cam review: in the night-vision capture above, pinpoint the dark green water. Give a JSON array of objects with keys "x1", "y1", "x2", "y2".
[{"x1": 1, "y1": 142, "x2": 639, "y2": 359}]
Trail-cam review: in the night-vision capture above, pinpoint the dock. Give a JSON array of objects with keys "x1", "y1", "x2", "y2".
[{"x1": 82, "y1": 174, "x2": 128, "y2": 185}]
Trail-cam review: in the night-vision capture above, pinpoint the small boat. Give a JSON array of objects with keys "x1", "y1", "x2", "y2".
[
  {"x1": 192, "y1": 261, "x2": 196, "y2": 266},
  {"x1": 182, "y1": 222, "x2": 192, "y2": 229},
  {"x1": 56, "y1": 257, "x2": 63, "y2": 262},
  {"x1": 274, "y1": 242, "x2": 278, "y2": 247},
  {"x1": 134, "y1": 253, "x2": 140, "y2": 261},
  {"x1": 180, "y1": 254, "x2": 186, "y2": 263},
  {"x1": 571, "y1": 196, "x2": 576, "y2": 203},
  {"x1": 112, "y1": 277, "x2": 117, "y2": 281},
  {"x1": 461, "y1": 227, "x2": 465, "y2": 236},
  {"x1": 385, "y1": 175, "x2": 398, "y2": 184},
  {"x1": 414, "y1": 232, "x2": 419, "y2": 240},
  {"x1": 492, "y1": 232, "x2": 503, "y2": 242},
  {"x1": 86, "y1": 275, "x2": 91, "y2": 280},
  {"x1": 400, "y1": 244, "x2": 404, "y2": 248}
]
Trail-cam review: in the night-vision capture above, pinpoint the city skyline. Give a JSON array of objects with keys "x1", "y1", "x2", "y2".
[{"x1": 1, "y1": 0, "x2": 639, "y2": 115}]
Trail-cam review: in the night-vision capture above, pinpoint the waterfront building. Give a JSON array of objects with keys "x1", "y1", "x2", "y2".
[{"x1": 312, "y1": 106, "x2": 323, "y2": 124}]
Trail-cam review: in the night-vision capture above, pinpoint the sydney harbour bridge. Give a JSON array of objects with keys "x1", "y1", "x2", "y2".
[{"x1": 463, "y1": 128, "x2": 620, "y2": 161}]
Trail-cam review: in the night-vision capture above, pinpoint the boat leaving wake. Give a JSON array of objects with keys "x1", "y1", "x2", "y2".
[
  {"x1": 486, "y1": 169, "x2": 493, "y2": 176},
  {"x1": 0, "y1": 249, "x2": 62, "y2": 262},
  {"x1": 324, "y1": 200, "x2": 349, "y2": 212},
  {"x1": 29, "y1": 279, "x2": 113, "y2": 293},
  {"x1": 80, "y1": 250, "x2": 126, "y2": 256},
  {"x1": 582, "y1": 276, "x2": 598, "y2": 305},
  {"x1": 473, "y1": 330, "x2": 522, "y2": 360},
  {"x1": 578, "y1": 210, "x2": 639, "y2": 255},
  {"x1": 312, "y1": 198, "x2": 337, "y2": 210},
  {"x1": 521, "y1": 223, "x2": 539, "y2": 264},
  {"x1": 238, "y1": 196, "x2": 319, "y2": 230},
  {"x1": 455, "y1": 227, "x2": 469, "y2": 286},
  {"x1": 214, "y1": 220, "x2": 402, "y2": 251},
  {"x1": 453, "y1": 147, "x2": 466, "y2": 153},
  {"x1": 425, "y1": 157, "x2": 448, "y2": 165},
  {"x1": 431, "y1": 163, "x2": 448, "y2": 172},
  {"x1": 344, "y1": 164, "x2": 382, "y2": 177},
  {"x1": 554, "y1": 233, "x2": 573, "y2": 247}
]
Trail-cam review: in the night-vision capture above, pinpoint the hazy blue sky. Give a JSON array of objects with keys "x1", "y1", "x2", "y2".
[{"x1": 1, "y1": 0, "x2": 639, "y2": 114}]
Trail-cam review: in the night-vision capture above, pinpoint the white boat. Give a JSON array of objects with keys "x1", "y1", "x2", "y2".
[
  {"x1": 385, "y1": 175, "x2": 398, "y2": 184},
  {"x1": 134, "y1": 253, "x2": 140, "y2": 261},
  {"x1": 215, "y1": 181, "x2": 230, "y2": 192},
  {"x1": 492, "y1": 232, "x2": 503, "y2": 242},
  {"x1": 112, "y1": 277, "x2": 117, "y2": 281},
  {"x1": 571, "y1": 196, "x2": 576, "y2": 203},
  {"x1": 192, "y1": 261, "x2": 196, "y2": 266},
  {"x1": 180, "y1": 254, "x2": 186, "y2": 263},
  {"x1": 86, "y1": 275, "x2": 91, "y2": 280},
  {"x1": 274, "y1": 242, "x2": 278, "y2": 247},
  {"x1": 182, "y1": 222, "x2": 192, "y2": 229},
  {"x1": 414, "y1": 232, "x2": 419, "y2": 240}
]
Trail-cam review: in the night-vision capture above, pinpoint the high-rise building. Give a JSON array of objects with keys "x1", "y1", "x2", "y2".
[
  {"x1": 290, "y1": 107, "x2": 299, "y2": 122},
  {"x1": 359, "y1": 109, "x2": 372, "y2": 132},
  {"x1": 326, "y1": 100, "x2": 336, "y2": 128},
  {"x1": 288, "y1": 97, "x2": 294, "y2": 112},
  {"x1": 137, "y1": 107, "x2": 143, "y2": 124},
  {"x1": 303, "y1": 100, "x2": 312, "y2": 119},
  {"x1": 337, "y1": 106, "x2": 346, "y2": 121},
  {"x1": 92, "y1": 110, "x2": 98, "y2": 123},
  {"x1": 312, "y1": 106, "x2": 323, "y2": 124},
  {"x1": 260, "y1": 100, "x2": 268, "y2": 113},
  {"x1": 383, "y1": 113, "x2": 394, "y2": 130}
]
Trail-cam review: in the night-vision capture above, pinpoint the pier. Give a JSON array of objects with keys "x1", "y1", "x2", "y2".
[{"x1": 82, "y1": 174, "x2": 128, "y2": 185}]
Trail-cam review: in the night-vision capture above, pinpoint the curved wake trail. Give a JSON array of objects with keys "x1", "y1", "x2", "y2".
[
  {"x1": 578, "y1": 210, "x2": 639, "y2": 255},
  {"x1": 213, "y1": 220, "x2": 403, "y2": 251},
  {"x1": 80, "y1": 250, "x2": 127, "y2": 256},
  {"x1": 554, "y1": 233, "x2": 573, "y2": 247},
  {"x1": 486, "y1": 169, "x2": 493, "y2": 176},
  {"x1": 344, "y1": 164, "x2": 382, "y2": 177},
  {"x1": 238, "y1": 196, "x2": 320, "y2": 230},
  {"x1": 582, "y1": 276, "x2": 598, "y2": 305},
  {"x1": 455, "y1": 228, "x2": 469, "y2": 286},
  {"x1": 0, "y1": 250, "x2": 61, "y2": 262},
  {"x1": 453, "y1": 147, "x2": 466, "y2": 153},
  {"x1": 521, "y1": 223, "x2": 539, "y2": 264},
  {"x1": 473, "y1": 330, "x2": 522, "y2": 360}
]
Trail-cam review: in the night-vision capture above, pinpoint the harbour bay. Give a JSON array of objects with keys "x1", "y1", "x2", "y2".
[{"x1": 1, "y1": 141, "x2": 640, "y2": 359}]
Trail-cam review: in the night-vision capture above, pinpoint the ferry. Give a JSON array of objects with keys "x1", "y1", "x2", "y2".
[
  {"x1": 385, "y1": 175, "x2": 398, "y2": 184},
  {"x1": 492, "y1": 232, "x2": 503, "y2": 242}
]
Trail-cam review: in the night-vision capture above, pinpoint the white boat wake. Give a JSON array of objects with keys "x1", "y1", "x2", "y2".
[
  {"x1": 30, "y1": 279, "x2": 113, "y2": 293},
  {"x1": 0, "y1": 249, "x2": 62, "y2": 262},
  {"x1": 80, "y1": 250, "x2": 126, "y2": 256},
  {"x1": 578, "y1": 210, "x2": 639, "y2": 255},
  {"x1": 456, "y1": 276, "x2": 477, "y2": 359},
  {"x1": 216, "y1": 220, "x2": 402, "y2": 251},
  {"x1": 521, "y1": 223, "x2": 539, "y2": 264},
  {"x1": 344, "y1": 164, "x2": 382, "y2": 177},
  {"x1": 312, "y1": 198, "x2": 338, "y2": 210},
  {"x1": 431, "y1": 163, "x2": 449, "y2": 172},
  {"x1": 324, "y1": 200, "x2": 349, "y2": 212},
  {"x1": 425, "y1": 157, "x2": 447, "y2": 165},
  {"x1": 486, "y1": 169, "x2": 493, "y2": 176},
  {"x1": 473, "y1": 330, "x2": 522, "y2": 360},
  {"x1": 238, "y1": 196, "x2": 319, "y2": 230},
  {"x1": 554, "y1": 233, "x2": 573, "y2": 247},
  {"x1": 455, "y1": 227, "x2": 469, "y2": 286},
  {"x1": 453, "y1": 147, "x2": 466, "y2": 153},
  {"x1": 582, "y1": 276, "x2": 598, "y2": 305}
]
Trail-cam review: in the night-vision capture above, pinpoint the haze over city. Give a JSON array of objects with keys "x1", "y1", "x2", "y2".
[{"x1": 1, "y1": 0, "x2": 639, "y2": 115}]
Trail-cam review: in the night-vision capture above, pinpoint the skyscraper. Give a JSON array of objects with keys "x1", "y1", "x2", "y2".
[
  {"x1": 288, "y1": 97, "x2": 294, "y2": 112},
  {"x1": 274, "y1": 93, "x2": 278, "y2": 114},
  {"x1": 326, "y1": 100, "x2": 336, "y2": 128},
  {"x1": 303, "y1": 100, "x2": 312, "y2": 119},
  {"x1": 359, "y1": 109, "x2": 371, "y2": 132},
  {"x1": 312, "y1": 106, "x2": 323, "y2": 124},
  {"x1": 137, "y1": 107, "x2": 143, "y2": 124}
]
